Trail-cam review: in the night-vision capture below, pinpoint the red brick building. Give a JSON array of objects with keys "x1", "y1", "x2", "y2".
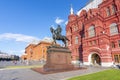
[{"x1": 66, "y1": 0, "x2": 120, "y2": 67}]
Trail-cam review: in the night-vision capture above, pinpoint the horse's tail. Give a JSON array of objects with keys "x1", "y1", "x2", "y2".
[{"x1": 65, "y1": 36, "x2": 69, "y2": 41}]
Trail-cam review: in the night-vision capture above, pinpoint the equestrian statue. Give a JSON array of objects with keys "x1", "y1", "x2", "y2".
[{"x1": 50, "y1": 25, "x2": 69, "y2": 47}]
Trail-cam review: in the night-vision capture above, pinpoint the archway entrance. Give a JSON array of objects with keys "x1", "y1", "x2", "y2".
[{"x1": 91, "y1": 54, "x2": 101, "y2": 65}]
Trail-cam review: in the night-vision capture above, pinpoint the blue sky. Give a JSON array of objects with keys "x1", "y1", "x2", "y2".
[{"x1": 0, "y1": 0, "x2": 88, "y2": 56}]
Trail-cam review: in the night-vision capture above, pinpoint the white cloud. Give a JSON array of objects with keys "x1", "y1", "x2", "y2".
[
  {"x1": 0, "y1": 33, "x2": 40, "y2": 43},
  {"x1": 41, "y1": 37, "x2": 53, "y2": 42},
  {"x1": 51, "y1": 25, "x2": 55, "y2": 29},
  {"x1": 8, "y1": 50, "x2": 25, "y2": 56},
  {"x1": 55, "y1": 17, "x2": 64, "y2": 24},
  {"x1": 20, "y1": 50, "x2": 25, "y2": 53},
  {"x1": 65, "y1": 21, "x2": 68, "y2": 25}
]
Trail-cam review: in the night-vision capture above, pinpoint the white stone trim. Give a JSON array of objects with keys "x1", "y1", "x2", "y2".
[
  {"x1": 83, "y1": 62, "x2": 90, "y2": 65},
  {"x1": 101, "y1": 62, "x2": 113, "y2": 67},
  {"x1": 71, "y1": 60, "x2": 80, "y2": 64},
  {"x1": 84, "y1": 62, "x2": 113, "y2": 67}
]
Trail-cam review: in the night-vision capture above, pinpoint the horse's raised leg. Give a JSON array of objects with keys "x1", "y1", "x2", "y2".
[{"x1": 62, "y1": 39, "x2": 66, "y2": 47}]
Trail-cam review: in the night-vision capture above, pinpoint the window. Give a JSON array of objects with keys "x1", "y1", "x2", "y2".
[
  {"x1": 119, "y1": 55, "x2": 120, "y2": 61},
  {"x1": 74, "y1": 26, "x2": 78, "y2": 31},
  {"x1": 89, "y1": 41, "x2": 92, "y2": 46},
  {"x1": 83, "y1": 43, "x2": 86, "y2": 46},
  {"x1": 88, "y1": 26, "x2": 95, "y2": 37},
  {"x1": 106, "y1": 7, "x2": 111, "y2": 16},
  {"x1": 43, "y1": 50, "x2": 45, "y2": 53},
  {"x1": 114, "y1": 55, "x2": 120, "y2": 63},
  {"x1": 76, "y1": 48, "x2": 78, "y2": 54},
  {"x1": 93, "y1": 40, "x2": 96, "y2": 45},
  {"x1": 112, "y1": 4, "x2": 116, "y2": 14},
  {"x1": 111, "y1": 42, "x2": 115, "y2": 48},
  {"x1": 118, "y1": 40, "x2": 120, "y2": 47},
  {"x1": 75, "y1": 36, "x2": 78, "y2": 44},
  {"x1": 110, "y1": 23, "x2": 118, "y2": 35}
]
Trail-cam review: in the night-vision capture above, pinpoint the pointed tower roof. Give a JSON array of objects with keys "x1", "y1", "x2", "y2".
[{"x1": 70, "y1": 4, "x2": 74, "y2": 15}]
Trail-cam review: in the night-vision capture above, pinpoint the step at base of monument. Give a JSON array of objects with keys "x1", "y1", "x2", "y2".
[{"x1": 43, "y1": 64, "x2": 74, "y2": 71}]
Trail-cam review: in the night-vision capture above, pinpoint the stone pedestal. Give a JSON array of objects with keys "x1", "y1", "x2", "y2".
[{"x1": 43, "y1": 46, "x2": 74, "y2": 71}]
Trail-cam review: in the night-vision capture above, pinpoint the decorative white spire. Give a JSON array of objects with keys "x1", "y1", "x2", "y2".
[{"x1": 70, "y1": 4, "x2": 74, "y2": 15}]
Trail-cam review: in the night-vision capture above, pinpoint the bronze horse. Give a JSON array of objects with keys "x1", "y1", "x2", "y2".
[{"x1": 50, "y1": 26, "x2": 69, "y2": 47}]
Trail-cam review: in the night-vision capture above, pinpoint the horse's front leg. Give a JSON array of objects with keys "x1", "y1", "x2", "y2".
[
  {"x1": 54, "y1": 40, "x2": 56, "y2": 44},
  {"x1": 53, "y1": 38, "x2": 56, "y2": 45},
  {"x1": 64, "y1": 42, "x2": 66, "y2": 47}
]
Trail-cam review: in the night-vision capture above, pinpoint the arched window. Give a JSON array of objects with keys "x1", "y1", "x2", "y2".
[
  {"x1": 111, "y1": 42, "x2": 115, "y2": 48},
  {"x1": 118, "y1": 40, "x2": 120, "y2": 47},
  {"x1": 88, "y1": 26, "x2": 95, "y2": 37},
  {"x1": 112, "y1": 4, "x2": 116, "y2": 14},
  {"x1": 74, "y1": 26, "x2": 78, "y2": 31},
  {"x1": 75, "y1": 36, "x2": 78, "y2": 44},
  {"x1": 110, "y1": 23, "x2": 118, "y2": 35},
  {"x1": 106, "y1": 7, "x2": 111, "y2": 16}
]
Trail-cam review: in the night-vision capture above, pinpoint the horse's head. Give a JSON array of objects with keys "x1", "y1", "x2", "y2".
[
  {"x1": 50, "y1": 27, "x2": 54, "y2": 34},
  {"x1": 50, "y1": 27, "x2": 57, "y2": 37}
]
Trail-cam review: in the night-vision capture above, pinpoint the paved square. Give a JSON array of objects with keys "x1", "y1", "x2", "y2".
[{"x1": 0, "y1": 66, "x2": 108, "y2": 80}]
